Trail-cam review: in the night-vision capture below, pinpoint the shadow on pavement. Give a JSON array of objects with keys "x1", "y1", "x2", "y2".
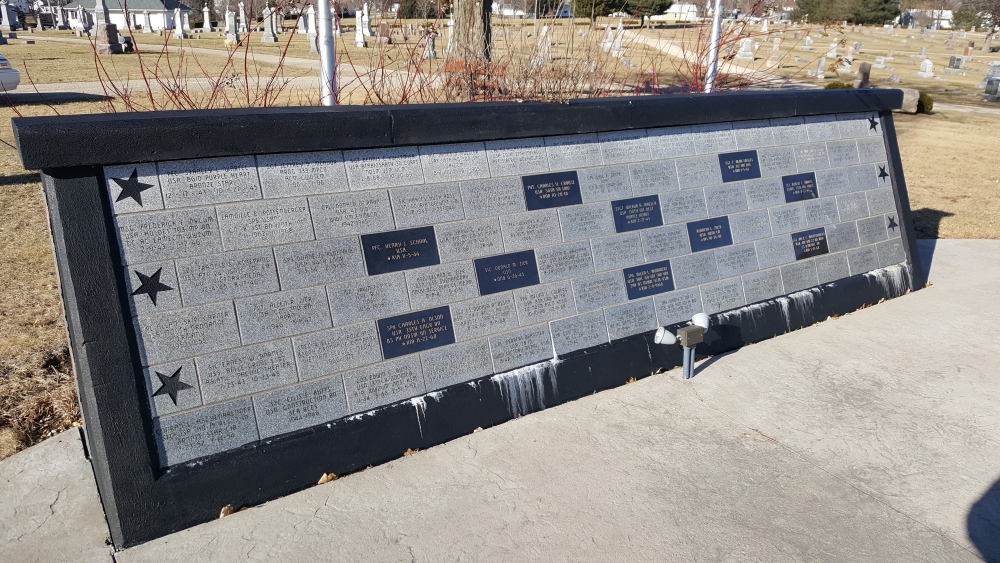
[
  {"x1": 912, "y1": 207, "x2": 954, "y2": 280},
  {"x1": 968, "y1": 477, "x2": 1000, "y2": 563}
]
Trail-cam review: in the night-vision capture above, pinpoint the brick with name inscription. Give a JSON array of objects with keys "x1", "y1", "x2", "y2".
[
  {"x1": 646, "y1": 126, "x2": 696, "y2": 160},
  {"x1": 572, "y1": 270, "x2": 628, "y2": 312},
  {"x1": 361, "y1": 226, "x2": 440, "y2": 275},
  {"x1": 687, "y1": 216, "x2": 733, "y2": 252},
  {"x1": 816, "y1": 252, "x2": 850, "y2": 284},
  {"x1": 848, "y1": 245, "x2": 880, "y2": 275},
  {"x1": 405, "y1": 261, "x2": 479, "y2": 309},
  {"x1": 612, "y1": 194, "x2": 663, "y2": 233},
  {"x1": 157, "y1": 156, "x2": 261, "y2": 208},
  {"x1": 742, "y1": 268, "x2": 784, "y2": 304},
  {"x1": 780, "y1": 260, "x2": 819, "y2": 293},
  {"x1": 522, "y1": 170, "x2": 583, "y2": 210},
  {"x1": 770, "y1": 117, "x2": 809, "y2": 146},
  {"x1": 782, "y1": 172, "x2": 819, "y2": 202},
  {"x1": 420, "y1": 338, "x2": 494, "y2": 391},
  {"x1": 598, "y1": 130, "x2": 650, "y2": 164},
  {"x1": 116, "y1": 208, "x2": 222, "y2": 265},
  {"x1": 485, "y1": 138, "x2": 549, "y2": 177},
  {"x1": 641, "y1": 223, "x2": 691, "y2": 261},
  {"x1": 536, "y1": 241, "x2": 595, "y2": 283},
  {"x1": 256, "y1": 151, "x2": 350, "y2": 198},
  {"x1": 623, "y1": 259, "x2": 675, "y2": 300},
  {"x1": 628, "y1": 160, "x2": 679, "y2": 196},
  {"x1": 718, "y1": 150, "x2": 761, "y2": 182},
  {"x1": 377, "y1": 306, "x2": 455, "y2": 359},
  {"x1": 196, "y1": 339, "x2": 298, "y2": 405},
  {"x1": 500, "y1": 210, "x2": 562, "y2": 252},
  {"x1": 513, "y1": 281, "x2": 576, "y2": 326},
  {"x1": 550, "y1": 310, "x2": 609, "y2": 356},
  {"x1": 578, "y1": 165, "x2": 632, "y2": 203},
  {"x1": 253, "y1": 375, "x2": 350, "y2": 439},
  {"x1": 343, "y1": 355, "x2": 425, "y2": 413},
  {"x1": 175, "y1": 248, "x2": 279, "y2": 306},
  {"x1": 134, "y1": 301, "x2": 241, "y2": 366},
  {"x1": 461, "y1": 177, "x2": 526, "y2": 218},
  {"x1": 418, "y1": 142, "x2": 490, "y2": 184},
  {"x1": 700, "y1": 278, "x2": 746, "y2": 314},
  {"x1": 293, "y1": 321, "x2": 383, "y2": 380},
  {"x1": 450, "y1": 293, "x2": 519, "y2": 341},
  {"x1": 343, "y1": 146, "x2": 424, "y2": 191},
  {"x1": 435, "y1": 217, "x2": 504, "y2": 263},
  {"x1": 274, "y1": 236, "x2": 366, "y2": 290},
  {"x1": 309, "y1": 190, "x2": 396, "y2": 239},
  {"x1": 217, "y1": 198, "x2": 314, "y2": 251},
  {"x1": 653, "y1": 288, "x2": 704, "y2": 326},
  {"x1": 474, "y1": 250, "x2": 540, "y2": 295},
  {"x1": 153, "y1": 398, "x2": 258, "y2": 467},
  {"x1": 489, "y1": 324, "x2": 553, "y2": 373},
  {"x1": 235, "y1": 286, "x2": 333, "y2": 344},
  {"x1": 733, "y1": 120, "x2": 775, "y2": 149},
  {"x1": 389, "y1": 182, "x2": 465, "y2": 228},
  {"x1": 791, "y1": 228, "x2": 829, "y2": 260},
  {"x1": 327, "y1": 272, "x2": 409, "y2": 325},
  {"x1": 544, "y1": 133, "x2": 603, "y2": 171},
  {"x1": 604, "y1": 298, "x2": 658, "y2": 340}
]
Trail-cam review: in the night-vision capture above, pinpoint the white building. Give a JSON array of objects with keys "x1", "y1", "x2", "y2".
[
  {"x1": 63, "y1": 0, "x2": 193, "y2": 31},
  {"x1": 651, "y1": 3, "x2": 699, "y2": 23}
]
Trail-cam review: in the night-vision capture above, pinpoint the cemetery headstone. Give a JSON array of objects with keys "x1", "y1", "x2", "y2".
[
  {"x1": 173, "y1": 7, "x2": 186, "y2": 38},
  {"x1": 141, "y1": 10, "x2": 151, "y2": 33},
  {"x1": 948, "y1": 56, "x2": 961, "y2": 70},
  {"x1": 816, "y1": 56, "x2": 826, "y2": 79},
  {"x1": 225, "y1": 10, "x2": 238, "y2": 46},
  {"x1": 238, "y1": 1, "x2": 247, "y2": 33},
  {"x1": 422, "y1": 31, "x2": 436, "y2": 59},
  {"x1": 800, "y1": 35, "x2": 813, "y2": 51},
  {"x1": 307, "y1": 4, "x2": 317, "y2": 54},
  {"x1": 1, "y1": 0, "x2": 20, "y2": 35},
  {"x1": 873, "y1": 56, "x2": 885, "y2": 69},
  {"x1": 985, "y1": 77, "x2": 1000, "y2": 101},
  {"x1": 261, "y1": 7, "x2": 277, "y2": 43},
  {"x1": 376, "y1": 21, "x2": 391, "y2": 44},
  {"x1": 917, "y1": 59, "x2": 934, "y2": 77},
  {"x1": 736, "y1": 37, "x2": 754, "y2": 60},
  {"x1": 362, "y1": 2, "x2": 373, "y2": 36},
  {"x1": 202, "y1": 5, "x2": 213, "y2": 32},
  {"x1": 296, "y1": 12, "x2": 307, "y2": 34},
  {"x1": 533, "y1": 25, "x2": 553, "y2": 64},
  {"x1": 917, "y1": 46, "x2": 926, "y2": 59},
  {"x1": 354, "y1": 12, "x2": 366, "y2": 47},
  {"x1": 853, "y1": 62, "x2": 872, "y2": 88},
  {"x1": 93, "y1": 0, "x2": 123, "y2": 54},
  {"x1": 826, "y1": 43, "x2": 837, "y2": 58}
]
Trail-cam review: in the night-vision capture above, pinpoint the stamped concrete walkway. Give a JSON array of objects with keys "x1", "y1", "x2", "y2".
[{"x1": 1, "y1": 239, "x2": 998, "y2": 562}]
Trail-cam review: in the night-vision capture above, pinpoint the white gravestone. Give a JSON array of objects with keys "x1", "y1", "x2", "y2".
[
  {"x1": 736, "y1": 37, "x2": 754, "y2": 60},
  {"x1": 173, "y1": 7, "x2": 186, "y2": 38},
  {"x1": 917, "y1": 59, "x2": 934, "y2": 78},
  {"x1": 202, "y1": 5, "x2": 213, "y2": 32},
  {"x1": 238, "y1": 2, "x2": 247, "y2": 33},
  {"x1": 362, "y1": 3, "x2": 373, "y2": 36},
  {"x1": 261, "y1": 7, "x2": 277, "y2": 43},
  {"x1": 141, "y1": 10, "x2": 151, "y2": 33},
  {"x1": 354, "y1": 12, "x2": 366, "y2": 47},
  {"x1": 816, "y1": 56, "x2": 826, "y2": 79},
  {"x1": 307, "y1": 4, "x2": 317, "y2": 54}
]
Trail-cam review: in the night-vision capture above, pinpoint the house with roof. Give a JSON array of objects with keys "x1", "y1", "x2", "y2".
[{"x1": 63, "y1": 0, "x2": 193, "y2": 31}]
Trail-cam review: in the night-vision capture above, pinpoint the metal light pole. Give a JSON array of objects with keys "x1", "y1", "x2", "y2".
[
  {"x1": 703, "y1": 0, "x2": 723, "y2": 93},
  {"x1": 318, "y1": 0, "x2": 336, "y2": 106}
]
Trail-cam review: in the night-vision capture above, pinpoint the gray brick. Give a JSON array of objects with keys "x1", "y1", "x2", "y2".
[
  {"x1": 660, "y1": 189, "x2": 708, "y2": 224},
  {"x1": 489, "y1": 324, "x2": 553, "y2": 372},
  {"x1": 235, "y1": 286, "x2": 332, "y2": 344},
  {"x1": 885, "y1": 213, "x2": 902, "y2": 239},
  {"x1": 116, "y1": 208, "x2": 223, "y2": 265},
  {"x1": 671, "y1": 251, "x2": 719, "y2": 288},
  {"x1": 389, "y1": 182, "x2": 465, "y2": 228},
  {"x1": 144, "y1": 359, "x2": 201, "y2": 417},
  {"x1": 572, "y1": 270, "x2": 628, "y2": 312},
  {"x1": 176, "y1": 248, "x2": 279, "y2": 306},
  {"x1": 598, "y1": 130, "x2": 651, "y2": 164},
  {"x1": 485, "y1": 138, "x2": 550, "y2": 177},
  {"x1": 460, "y1": 177, "x2": 526, "y2": 219},
  {"x1": 501, "y1": 209, "x2": 562, "y2": 252},
  {"x1": 705, "y1": 183, "x2": 748, "y2": 216},
  {"x1": 815, "y1": 168, "x2": 853, "y2": 197},
  {"x1": 690, "y1": 123, "x2": 736, "y2": 154},
  {"x1": 292, "y1": 321, "x2": 382, "y2": 380},
  {"x1": 804, "y1": 114, "x2": 841, "y2": 142},
  {"x1": 343, "y1": 146, "x2": 423, "y2": 190},
  {"x1": 256, "y1": 151, "x2": 350, "y2": 198},
  {"x1": 105, "y1": 163, "x2": 164, "y2": 214},
  {"x1": 309, "y1": 190, "x2": 395, "y2": 238},
  {"x1": 733, "y1": 119, "x2": 775, "y2": 149},
  {"x1": 217, "y1": 198, "x2": 314, "y2": 251},
  {"x1": 647, "y1": 125, "x2": 696, "y2": 159},
  {"x1": 742, "y1": 268, "x2": 784, "y2": 304},
  {"x1": 714, "y1": 243, "x2": 759, "y2": 278},
  {"x1": 405, "y1": 261, "x2": 479, "y2": 310},
  {"x1": 126, "y1": 261, "x2": 182, "y2": 315},
  {"x1": 804, "y1": 198, "x2": 840, "y2": 228},
  {"x1": 676, "y1": 155, "x2": 723, "y2": 189},
  {"x1": 770, "y1": 117, "x2": 809, "y2": 146},
  {"x1": 419, "y1": 142, "x2": 491, "y2": 184},
  {"x1": 641, "y1": 223, "x2": 691, "y2": 261},
  {"x1": 134, "y1": 302, "x2": 241, "y2": 366},
  {"x1": 605, "y1": 298, "x2": 657, "y2": 340},
  {"x1": 253, "y1": 375, "x2": 349, "y2": 439},
  {"x1": 876, "y1": 238, "x2": 906, "y2": 267},
  {"x1": 153, "y1": 398, "x2": 258, "y2": 467},
  {"x1": 866, "y1": 187, "x2": 896, "y2": 215},
  {"x1": 848, "y1": 245, "x2": 880, "y2": 275},
  {"x1": 157, "y1": 156, "x2": 261, "y2": 208},
  {"x1": 756, "y1": 146, "x2": 798, "y2": 178},
  {"x1": 729, "y1": 209, "x2": 772, "y2": 244},
  {"x1": 550, "y1": 310, "x2": 608, "y2": 356},
  {"x1": 856, "y1": 137, "x2": 888, "y2": 163},
  {"x1": 700, "y1": 278, "x2": 746, "y2": 314},
  {"x1": 578, "y1": 165, "x2": 633, "y2": 203},
  {"x1": 847, "y1": 164, "x2": 879, "y2": 192},
  {"x1": 794, "y1": 143, "x2": 831, "y2": 171},
  {"x1": 451, "y1": 293, "x2": 518, "y2": 341},
  {"x1": 514, "y1": 281, "x2": 576, "y2": 326},
  {"x1": 653, "y1": 288, "x2": 704, "y2": 326},
  {"x1": 536, "y1": 241, "x2": 595, "y2": 282},
  {"x1": 826, "y1": 140, "x2": 860, "y2": 167},
  {"x1": 816, "y1": 252, "x2": 851, "y2": 284},
  {"x1": 857, "y1": 215, "x2": 889, "y2": 246},
  {"x1": 743, "y1": 176, "x2": 785, "y2": 209},
  {"x1": 274, "y1": 236, "x2": 366, "y2": 290},
  {"x1": 559, "y1": 202, "x2": 615, "y2": 241},
  {"x1": 837, "y1": 192, "x2": 870, "y2": 221},
  {"x1": 826, "y1": 222, "x2": 861, "y2": 253},
  {"x1": 591, "y1": 232, "x2": 644, "y2": 272},
  {"x1": 836, "y1": 113, "x2": 871, "y2": 138},
  {"x1": 769, "y1": 203, "x2": 805, "y2": 235},
  {"x1": 420, "y1": 338, "x2": 494, "y2": 391},
  {"x1": 196, "y1": 339, "x2": 298, "y2": 404},
  {"x1": 326, "y1": 272, "x2": 410, "y2": 325},
  {"x1": 343, "y1": 355, "x2": 425, "y2": 413},
  {"x1": 875, "y1": 163, "x2": 892, "y2": 187},
  {"x1": 544, "y1": 133, "x2": 603, "y2": 171},
  {"x1": 628, "y1": 160, "x2": 679, "y2": 196},
  {"x1": 435, "y1": 217, "x2": 504, "y2": 263},
  {"x1": 780, "y1": 260, "x2": 819, "y2": 293},
  {"x1": 755, "y1": 236, "x2": 796, "y2": 269}
]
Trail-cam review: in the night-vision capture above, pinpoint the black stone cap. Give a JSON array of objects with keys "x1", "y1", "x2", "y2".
[{"x1": 13, "y1": 89, "x2": 904, "y2": 170}]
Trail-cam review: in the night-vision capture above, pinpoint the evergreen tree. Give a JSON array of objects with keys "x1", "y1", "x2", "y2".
[
  {"x1": 574, "y1": 0, "x2": 672, "y2": 19},
  {"x1": 849, "y1": 0, "x2": 901, "y2": 24},
  {"x1": 792, "y1": 0, "x2": 850, "y2": 23}
]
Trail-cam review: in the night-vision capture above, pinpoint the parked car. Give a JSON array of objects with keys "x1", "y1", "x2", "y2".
[{"x1": 0, "y1": 55, "x2": 19, "y2": 92}]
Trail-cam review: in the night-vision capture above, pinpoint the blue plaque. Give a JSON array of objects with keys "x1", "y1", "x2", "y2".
[
  {"x1": 377, "y1": 306, "x2": 455, "y2": 359},
  {"x1": 612, "y1": 195, "x2": 664, "y2": 233},
  {"x1": 623, "y1": 259, "x2": 675, "y2": 300},
  {"x1": 522, "y1": 171, "x2": 583, "y2": 210},
  {"x1": 791, "y1": 228, "x2": 829, "y2": 260},
  {"x1": 687, "y1": 216, "x2": 733, "y2": 252},
  {"x1": 782, "y1": 172, "x2": 819, "y2": 202},
  {"x1": 718, "y1": 150, "x2": 761, "y2": 182},
  {"x1": 474, "y1": 250, "x2": 540, "y2": 295},
  {"x1": 361, "y1": 226, "x2": 440, "y2": 275}
]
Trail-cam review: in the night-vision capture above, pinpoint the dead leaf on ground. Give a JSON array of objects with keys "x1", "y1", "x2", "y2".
[
  {"x1": 317, "y1": 472, "x2": 338, "y2": 485},
  {"x1": 404, "y1": 448, "x2": 419, "y2": 456},
  {"x1": 219, "y1": 504, "x2": 234, "y2": 518}
]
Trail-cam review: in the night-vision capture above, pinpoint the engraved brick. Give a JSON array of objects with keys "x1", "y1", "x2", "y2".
[
  {"x1": 647, "y1": 126, "x2": 696, "y2": 159},
  {"x1": 690, "y1": 123, "x2": 736, "y2": 154},
  {"x1": 217, "y1": 198, "x2": 314, "y2": 250},
  {"x1": 628, "y1": 160, "x2": 679, "y2": 196},
  {"x1": 514, "y1": 281, "x2": 576, "y2": 326},
  {"x1": 641, "y1": 223, "x2": 691, "y2": 261},
  {"x1": 598, "y1": 130, "x2": 651, "y2": 164},
  {"x1": 769, "y1": 203, "x2": 805, "y2": 235},
  {"x1": 714, "y1": 243, "x2": 759, "y2": 278},
  {"x1": 145, "y1": 359, "x2": 200, "y2": 417},
  {"x1": 866, "y1": 187, "x2": 895, "y2": 215},
  {"x1": 847, "y1": 164, "x2": 878, "y2": 192},
  {"x1": 804, "y1": 198, "x2": 840, "y2": 227},
  {"x1": 874, "y1": 163, "x2": 892, "y2": 187},
  {"x1": 435, "y1": 217, "x2": 504, "y2": 262},
  {"x1": 235, "y1": 286, "x2": 332, "y2": 344},
  {"x1": 676, "y1": 155, "x2": 723, "y2": 189},
  {"x1": 134, "y1": 302, "x2": 240, "y2": 366},
  {"x1": 705, "y1": 183, "x2": 748, "y2": 216},
  {"x1": 826, "y1": 221, "x2": 861, "y2": 253},
  {"x1": 157, "y1": 156, "x2": 261, "y2": 208},
  {"x1": 256, "y1": 151, "x2": 349, "y2": 198},
  {"x1": 804, "y1": 114, "x2": 841, "y2": 142},
  {"x1": 848, "y1": 245, "x2": 880, "y2": 275},
  {"x1": 196, "y1": 339, "x2": 298, "y2": 404},
  {"x1": 572, "y1": 270, "x2": 628, "y2": 312},
  {"x1": 500, "y1": 210, "x2": 562, "y2": 252},
  {"x1": 343, "y1": 146, "x2": 424, "y2": 191},
  {"x1": 550, "y1": 310, "x2": 608, "y2": 356},
  {"x1": 450, "y1": 293, "x2": 518, "y2": 341},
  {"x1": 485, "y1": 138, "x2": 550, "y2": 177},
  {"x1": 405, "y1": 261, "x2": 479, "y2": 310},
  {"x1": 856, "y1": 137, "x2": 888, "y2": 163},
  {"x1": 536, "y1": 241, "x2": 595, "y2": 282},
  {"x1": 153, "y1": 398, "x2": 258, "y2": 466},
  {"x1": 836, "y1": 113, "x2": 871, "y2": 138},
  {"x1": 770, "y1": 117, "x2": 809, "y2": 146},
  {"x1": 756, "y1": 146, "x2": 798, "y2": 178},
  {"x1": 815, "y1": 252, "x2": 850, "y2": 284},
  {"x1": 733, "y1": 120, "x2": 775, "y2": 149},
  {"x1": 419, "y1": 142, "x2": 490, "y2": 184},
  {"x1": 660, "y1": 189, "x2": 708, "y2": 224},
  {"x1": 343, "y1": 355, "x2": 425, "y2": 413},
  {"x1": 729, "y1": 209, "x2": 772, "y2": 243},
  {"x1": 275, "y1": 236, "x2": 366, "y2": 290},
  {"x1": 390, "y1": 182, "x2": 465, "y2": 228},
  {"x1": 794, "y1": 143, "x2": 831, "y2": 171},
  {"x1": 420, "y1": 338, "x2": 494, "y2": 391},
  {"x1": 116, "y1": 208, "x2": 223, "y2": 265},
  {"x1": 700, "y1": 278, "x2": 746, "y2": 314},
  {"x1": 815, "y1": 168, "x2": 853, "y2": 197},
  {"x1": 605, "y1": 298, "x2": 657, "y2": 340},
  {"x1": 654, "y1": 288, "x2": 704, "y2": 326},
  {"x1": 327, "y1": 272, "x2": 410, "y2": 325},
  {"x1": 105, "y1": 163, "x2": 164, "y2": 214},
  {"x1": 671, "y1": 251, "x2": 719, "y2": 288},
  {"x1": 837, "y1": 192, "x2": 870, "y2": 221},
  {"x1": 742, "y1": 268, "x2": 784, "y2": 304},
  {"x1": 176, "y1": 248, "x2": 279, "y2": 306},
  {"x1": 559, "y1": 202, "x2": 615, "y2": 241},
  {"x1": 293, "y1": 321, "x2": 382, "y2": 380},
  {"x1": 253, "y1": 375, "x2": 350, "y2": 439},
  {"x1": 309, "y1": 190, "x2": 395, "y2": 238},
  {"x1": 857, "y1": 215, "x2": 889, "y2": 246},
  {"x1": 461, "y1": 176, "x2": 526, "y2": 218},
  {"x1": 754, "y1": 236, "x2": 796, "y2": 269},
  {"x1": 826, "y1": 140, "x2": 860, "y2": 167},
  {"x1": 743, "y1": 177, "x2": 784, "y2": 209},
  {"x1": 126, "y1": 261, "x2": 182, "y2": 315},
  {"x1": 780, "y1": 260, "x2": 818, "y2": 293},
  {"x1": 885, "y1": 213, "x2": 902, "y2": 239},
  {"x1": 360, "y1": 226, "x2": 439, "y2": 274},
  {"x1": 591, "y1": 232, "x2": 644, "y2": 272},
  {"x1": 876, "y1": 238, "x2": 906, "y2": 267},
  {"x1": 489, "y1": 324, "x2": 553, "y2": 372},
  {"x1": 545, "y1": 133, "x2": 603, "y2": 171},
  {"x1": 578, "y1": 165, "x2": 633, "y2": 203}
]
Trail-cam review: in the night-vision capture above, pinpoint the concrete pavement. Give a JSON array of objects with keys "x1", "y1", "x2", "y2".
[{"x1": 1, "y1": 239, "x2": 998, "y2": 562}]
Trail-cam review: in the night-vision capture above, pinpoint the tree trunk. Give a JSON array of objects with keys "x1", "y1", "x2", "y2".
[{"x1": 452, "y1": 0, "x2": 491, "y2": 61}]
